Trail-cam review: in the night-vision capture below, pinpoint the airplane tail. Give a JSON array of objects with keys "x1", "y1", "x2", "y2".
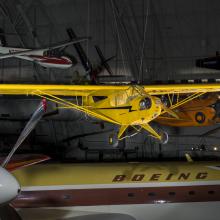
[{"x1": 0, "y1": 28, "x2": 7, "y2": 47}]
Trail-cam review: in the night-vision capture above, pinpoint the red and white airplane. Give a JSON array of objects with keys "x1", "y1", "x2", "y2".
[{"x1": 0, "y1": 36, "x2": 88, "y2": 69}]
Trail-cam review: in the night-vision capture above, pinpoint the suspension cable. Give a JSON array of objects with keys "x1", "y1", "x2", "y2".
[
  {"x1": 110, "y1": 0, "x2": 127, "y2": 76},
  {"x1": 138, "y1": 0, "x2": 149, "y2": 83}
]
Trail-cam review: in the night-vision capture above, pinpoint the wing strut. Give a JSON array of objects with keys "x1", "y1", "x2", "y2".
[
  {"x1": 118, "y1": 125, "x2": 129, "y2": 139},
  {"x1": 32, "y1": 90, "x2": 119, "y2": 125},
  {"x1": 141, "y1": 123, "x2": 162, "y2": 140}
]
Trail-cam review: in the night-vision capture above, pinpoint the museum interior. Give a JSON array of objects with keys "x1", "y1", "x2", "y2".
[{"x1": 1, "y1": 1, "x2": 220, "y2": 220}]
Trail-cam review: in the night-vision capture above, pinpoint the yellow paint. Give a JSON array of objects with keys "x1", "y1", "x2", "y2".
[
  {"x1": 0, "y1": 83, "x2": 220, "y2": 96},
  {"x1": 1, "y1": 83, "x2": 220, "y2": 140},
  {"x1": 12, "y1": 162, "x2": 220, "y2": 187},
  {"x1": 156, "y1": 94, "x2": 219, "y2": 127}
]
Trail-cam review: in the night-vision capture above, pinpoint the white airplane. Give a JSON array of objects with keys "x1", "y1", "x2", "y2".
[
  {"x1": 1, "y1": 158, "x2": 220, "y2": 220},
  {"x1": 0, "y1": 36, "x2": 88, "y2": 69},
  {"x1": 0, "y1": 100, "x2": 220, "y2": 220}
]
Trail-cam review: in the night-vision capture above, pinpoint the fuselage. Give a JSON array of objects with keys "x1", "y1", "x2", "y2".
[
  {"x1": 11, "y1": 161, "x2": 220, "y2": 220},
  {"x1": 0, "y1": 46, "x2": 73, "y2": 69}
]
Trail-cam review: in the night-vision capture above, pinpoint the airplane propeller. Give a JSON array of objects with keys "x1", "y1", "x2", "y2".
[
  {"x1": 66, "y1": 27, "x2": 123, "y2": 83},
  {"x1": 94, "y1": 45, "x2": 115, "y2": 76},
  {"x1": 0, "y1": 99, "x2": 47, "y2": 219}
]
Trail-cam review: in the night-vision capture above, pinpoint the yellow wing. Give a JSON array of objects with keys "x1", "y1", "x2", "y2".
[
  {"x1": 0, "y1": 84, "x2": 129, "y2": 96},
  {"x1": 143, "y1": 83, "x2": 220, "y2": 95},
  {"x1": 0, "y1": 83, "x2": 219, "y2": 96}
]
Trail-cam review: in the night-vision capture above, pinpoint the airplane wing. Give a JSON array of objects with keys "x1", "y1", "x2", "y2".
[
  {"x1": 0, "y1": 37, "x2": 89, "y2": 59},
  {"x1": 0, "y1": 154, "x2": 50, "y2": 171},
  {"x1": 143, "y1": 83, "x2": 220, "y2": 95},
  {"x1": 0, "y1": 84, "x2": 129, "y2": 96},
  {"x1": 0, "y1": 83, "x2": 219, "y2": 96}
]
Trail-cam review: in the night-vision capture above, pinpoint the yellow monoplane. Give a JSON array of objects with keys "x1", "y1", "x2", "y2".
[{"x1": 0, "y1": 83, "x2": 220, "y2": 143}]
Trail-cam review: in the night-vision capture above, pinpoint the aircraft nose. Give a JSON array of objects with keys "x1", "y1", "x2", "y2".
[{"x1": 0, "y1": 167, "x2": 20, "y2": 205}]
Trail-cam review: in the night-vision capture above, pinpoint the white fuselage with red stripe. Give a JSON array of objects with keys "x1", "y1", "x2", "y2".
[{"x1": 0, "y1": 46, "x2": 73, "y2": 69}]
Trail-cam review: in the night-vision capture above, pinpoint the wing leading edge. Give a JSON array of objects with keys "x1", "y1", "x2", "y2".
[{"x1": 0, "y1": 83, "x2": 218, "y2": 96}]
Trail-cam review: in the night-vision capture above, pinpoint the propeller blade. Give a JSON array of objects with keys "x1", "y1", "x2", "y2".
[
  {"x1": 1, "y1": 99, "x2": 47, "y2": 168},
  {"x1": 104, "y1": 55, "x2": 116, "y2": 63},
  {"x1": 66, "y1": 28, "x2": 92, "y2": 73},
  {"x1": 95, "y1": 45, "x2": 106, "y2": 62},
  {"x1": 95, "y1": 45, "x2": 114, "y2": 75},
  {"x1": 102, "y1": 61, "x2": 114, "y2": 76}
]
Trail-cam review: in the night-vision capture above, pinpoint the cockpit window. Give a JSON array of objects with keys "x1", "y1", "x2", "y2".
[{"x1": 139, "y1": 97, "x2": 152, "y2": 110}]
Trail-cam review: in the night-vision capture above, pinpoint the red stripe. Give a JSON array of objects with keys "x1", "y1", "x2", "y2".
[
  {"x1": 28, "y1": 55, "x2": 72, "y2": 65},
  {"x1": 12, "y1": 185, "x2": 220, "y2": 208}
]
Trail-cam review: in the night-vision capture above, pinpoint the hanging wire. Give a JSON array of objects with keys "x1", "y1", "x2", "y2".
[
  {"x1": 110, "y1": 0, "x2": 127, "y2": 76},
  {"x1": 86, "y1": 0, "x2": 90, "y2": 68},
  {"x1": 138, "y1": 0, "x2": 149, "y2": 83},
  {"x1": 118, "y1": 128, "x2": 142, "y2": 140},
  {"x1": 83, "y1": 0, "x2": 90, "y2": 120}
]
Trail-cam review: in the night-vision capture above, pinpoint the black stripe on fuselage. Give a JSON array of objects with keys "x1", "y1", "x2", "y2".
[{"x1": 97, "y1": 106, "x2": 136, "y2": 112}]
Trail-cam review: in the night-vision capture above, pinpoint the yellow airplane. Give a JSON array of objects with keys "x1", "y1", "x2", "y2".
[
  {"x1": 4, "y1": 160, "x2": 220, "y2": 220},
  {"x1": 0, "y1": 83, "x2": 220, "y2": 143},
  {"x1": 155, "y1": 93, "x2": 220, "y2": 127}
]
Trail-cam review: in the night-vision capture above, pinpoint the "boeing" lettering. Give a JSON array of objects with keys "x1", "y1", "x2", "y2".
[{"x1": 112, "y1": 172, "x2": 208, "y2": 182}]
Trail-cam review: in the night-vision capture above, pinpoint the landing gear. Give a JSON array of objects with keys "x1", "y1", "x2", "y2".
[{"x1": 160, "y1": 131, "x2": 169, "y2": 144}]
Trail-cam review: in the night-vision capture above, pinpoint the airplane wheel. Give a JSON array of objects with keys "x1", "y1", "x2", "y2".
[{"x1": 160, "y1": 131, "x2": 169, "y2": 144}]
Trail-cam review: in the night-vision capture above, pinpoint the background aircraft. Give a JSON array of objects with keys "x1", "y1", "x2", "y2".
[
  {"x1": 0, "y1": 29, "x2": 88, "y2": 69},
  {"x1": 67, "y1": 28, "x2": 119, "y2": 84},
  {"x1": 1, "y1": 159, "x2": 220, "y2": 220},
  {"x1": 156, "y1": 93, "x2": 220, "y2": 127}
]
